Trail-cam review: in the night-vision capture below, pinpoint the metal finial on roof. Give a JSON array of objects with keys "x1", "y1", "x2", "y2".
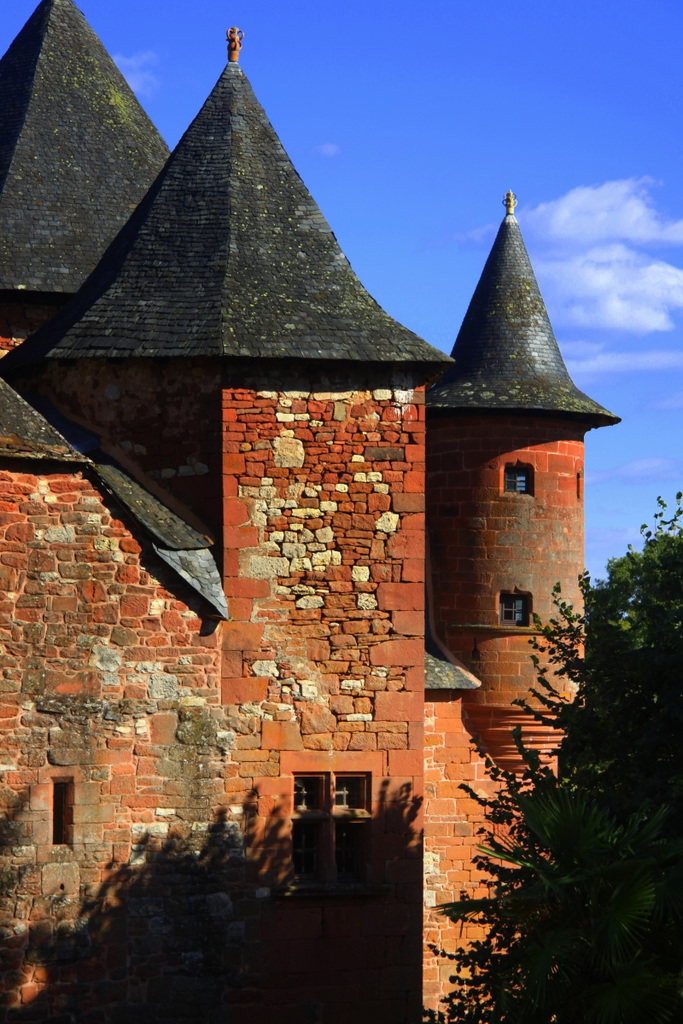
[
  {"x1": 227, "y1": 26, "x2": 244, "y2": 62},
  {"x1": 503, "y1": 190, "x2": 518, "y2": 216}
]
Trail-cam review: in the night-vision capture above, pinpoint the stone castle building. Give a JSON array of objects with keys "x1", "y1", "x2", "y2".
[{"x1": 0, "y1": 2, "x2": 618, "y2": 1022}]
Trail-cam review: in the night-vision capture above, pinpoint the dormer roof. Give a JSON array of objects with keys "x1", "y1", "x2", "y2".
[
  {"x1": 428, "y1": 208, "x2": 618, "y2": 426},
  {"x1": 3, "y1": 62, "x2": 447, "y2": 368},
  {"x1": 0, "y1": 0, "x2": 169, "y2": 294}
]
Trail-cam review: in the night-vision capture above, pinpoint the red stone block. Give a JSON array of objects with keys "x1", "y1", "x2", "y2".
[
  {"x1": 221, "y1": 622, "x2": 265, "y2": 651},
  {"x1": 222, "y1": 675, "x2": 268, "y2": 704},
  {"x1": 262, "y1": 720, "x2": 303, "y2": 750},
  {"x1": 376, "y1": 582, "x2": 423, "y2": 611},
  {"x1": 370, "y1": 638, "x2": 423, "y2": 667},
  {"x1": 375, "y1": 690, "x2": 422, "y2": 722},
  {"x1": 392, "y1": 610, "x2": 422, "y2": 636}
]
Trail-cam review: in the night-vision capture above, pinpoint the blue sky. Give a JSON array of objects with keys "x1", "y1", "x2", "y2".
[{"x1": 5, "y1": 0, "x2": 683, "y2": 581}]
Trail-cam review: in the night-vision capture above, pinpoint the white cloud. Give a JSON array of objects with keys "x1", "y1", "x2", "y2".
[
  {"x1": 517, "y1": 180, "x2": 683, "y2": 334},
  {"x1": 568, "y1": 348, "x2": 683, "y2": 376},
  {"x1": 524, "y1": 178, "x2": 683, "y2": 247},
  {"x1": 114, "y1": 51, "x2": 161, "y2": 100},
  {"x1": 536, "y1": 244, "x2": 683, "y2": 333},
  {"x1": 317, "y1": 143, "x2": 341, "y2": 158}
]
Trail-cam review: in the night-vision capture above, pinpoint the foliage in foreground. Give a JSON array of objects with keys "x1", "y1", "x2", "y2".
[{"x1": 430, "y1": 497, "x2": 683, "y2": 1023}]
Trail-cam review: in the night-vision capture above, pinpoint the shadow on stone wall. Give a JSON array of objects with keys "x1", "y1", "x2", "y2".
[{"x1": 1, "y1": 782, "x2": 423, "y2": 1024}]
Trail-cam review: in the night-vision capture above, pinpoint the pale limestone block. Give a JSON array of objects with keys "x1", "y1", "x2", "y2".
[
  {"x1": 273, "y1": 436, "x2": 305, "y2": 467},
  {"x1": 149, "y1": 674, "x2": 179, "y2": 699},
  {"x1": 290, "y1": 557, "x2": 313, "y2": 572},
  {"x1": 245, "y1": 555, "x2": 290, "y2": 577},
  {"x1": 351, "y1": 566, "x2": 370, "y2": 582},
  {"x1": 290, "y1": 508, "x2": 323, "y2": 519},
  {"x1": 375, "y1": 512, "x2": 399, "y2": 533},
  {"x1": 295, "y1": 596, "x2": 324, "y2": 609},
  {"x1": 252, "y1": 660, "x2": 278, "y2": 677},
  {"x1": 90, "y1": 645, "x2": 121, "y2": 672},
  {"x1": 358, "y1": 594, "x2": 377, "y2": 611},
  {"x1": 316, "y1": 527, "x2": 334, "y2": 543}
]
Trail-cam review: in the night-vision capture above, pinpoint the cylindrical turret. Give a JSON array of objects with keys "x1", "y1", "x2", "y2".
[{"x1": 427, "y1": 196, "x2": 619, "y2": 760}]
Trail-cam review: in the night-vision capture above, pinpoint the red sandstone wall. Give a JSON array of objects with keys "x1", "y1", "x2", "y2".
[
  {"x1": 423, "y1": 412, "x2": 587, "y2": 1014},
  {"x1": 0, "y1": 464, "x2": 230, "y2": 1022},
  {"x1": 428, "y1": 414, "x2": 586, "y2": 705},
  {"x1": 219, "y1": 377, "x2": 426, "y2": 1022},
  {"x1": 0, "y1": 367, "x2": 430, "y2": 1023}
]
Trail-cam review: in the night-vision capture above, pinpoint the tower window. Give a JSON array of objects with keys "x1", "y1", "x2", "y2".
[
  {"x1": 500, "y1": 594, "x2": 530, "y2": 627},
  {"x1": 53, "y1": 779, "x2": 73, "y2": 845},
  {"x1": 504, "y1": 464, "x2": 533, "y2": 494}
]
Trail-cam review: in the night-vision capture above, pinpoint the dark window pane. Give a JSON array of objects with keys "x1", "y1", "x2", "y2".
[
  {"x1": 335, "y1": 821, "x2": 363, "y2": 880},
  {"x1": 335, "y1": 776, "x2": 366, "y2": 809},
  {"x1": 504, "y1": 466, "x2": 530, "y2": 493},
  {"x1": 294, "y1": 776, "x2": 322, "y2": 811},
  {"x1": 292, "y1": 821, "x2": 319, "y2": 877},
  {"x1": 500, "y1": 595, "x2": 529, "y2": 626},
  {"x1": 53, "y1": 780, "x2": 72, "y2": 845}
]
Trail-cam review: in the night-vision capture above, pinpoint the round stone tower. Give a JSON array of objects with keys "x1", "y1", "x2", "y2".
[{"x1": 426, "y1": 192, "x2": 619, "y2": 764}]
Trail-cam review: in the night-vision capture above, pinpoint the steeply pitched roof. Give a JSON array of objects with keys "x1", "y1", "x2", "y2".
[
  {"x1": 0, "y1": 376, "x2": 77, "y2": 458},
  {"x1": 428, "y1": 211, "x2": 619, "y2": 426},
  {"x1": 0, "y1": 381, "x2": 227, "y2": 616},
  {"x1": 0, "y1": 0, "x2": 169, "y2": 294},
  {"x1": 3, "y1": 62, "x2": 448, "y2": 367}
]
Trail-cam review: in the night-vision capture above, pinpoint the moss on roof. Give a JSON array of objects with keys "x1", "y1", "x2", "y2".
[
  {"x1": 4, "y1": 63, "x2": 448, "y2": 367},
  {"x1": 0, "y1": 0, "x2": 169, "y2": 293},
  {"x1": 428, "y1": 213, "x2": 619, "y2": 426}
]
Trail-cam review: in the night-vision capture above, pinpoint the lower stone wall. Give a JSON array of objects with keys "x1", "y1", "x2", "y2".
[{"x1": 0, "y1": 298, "x2": 64, "y2": 357}]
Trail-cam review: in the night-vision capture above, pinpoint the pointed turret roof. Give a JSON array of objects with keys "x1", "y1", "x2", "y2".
[
  {"x1": 429, "y1": 200, "x2": 618, "y2": 426},
  {"x1": 3, "y1": 61, "x2": 446, "y2": 367},
  {"x1": 0, "y1": 0, "x2": 169, "y2": 294}
]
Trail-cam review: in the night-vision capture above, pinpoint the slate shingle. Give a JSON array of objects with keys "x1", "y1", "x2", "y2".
[
  {"x1": 428, "y1": 213, "x2": 619, "y2": 425},
  {"x1": 3, "y1": 63, "x2": 448, "y2": 368},
  {"x1": 0, "y1": 0, "x2": 169, "y2": 294}
]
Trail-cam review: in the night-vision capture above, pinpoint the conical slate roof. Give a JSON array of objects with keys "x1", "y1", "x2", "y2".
[
  {"x1": 0, "y1": 0, "x2": 169, "y2": 294},
  {"x1": 3, "y1": 61, "x2": 447, "y2": 367},
  {"x1": 428, "y1": 209, "x2": 619, "y2": 425}
]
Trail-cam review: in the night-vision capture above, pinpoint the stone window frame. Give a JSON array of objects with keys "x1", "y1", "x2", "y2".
[
  {"x1": 281, "y1": 751, "x2": 383, "y2": 887},
  {"x1": 499, "y1": 592, "x2": 531, "y2": 627},
  {"x1": 291, "y1": 771, "x2": 371, "y2": 882},
  {"x1": 502, "y1": 462, "x2": 534, "y2": 495}
]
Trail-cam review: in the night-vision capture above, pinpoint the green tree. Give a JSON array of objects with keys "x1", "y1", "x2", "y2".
[{"x1": 431, "y1": 497, "x2": 683, "y2": 1023}]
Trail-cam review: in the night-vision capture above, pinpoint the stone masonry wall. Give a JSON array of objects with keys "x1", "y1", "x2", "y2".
[
  {"x1": 423, "y1": 412, "x2": 587, "y2": 1013},
  {"x1": 0, "y1": 362, "x2": 432, "y2": 1024},
  {"x1": 0, "y1": 299, "x2": 64, "y2": 357},
  {"x1": 428, "y1": 413, "x2": 586, "y2": 705},
  {"x1": 0, "y1": 463, "x2": 247, "y2": 1024},
  {"x1": 218, "y1": 370, "x2": 427, "y2": 1024}
]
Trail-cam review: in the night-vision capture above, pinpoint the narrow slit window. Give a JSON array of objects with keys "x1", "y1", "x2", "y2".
[
  {"x1": 577, "y1": 470, "x2": 583, "y2": 501},
  {"x1": 53, "y1": 779, "x2": 73, "y2": 845},
  {"x1": 500, "y1": 594, "x2": 530, "y2": 627}
]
